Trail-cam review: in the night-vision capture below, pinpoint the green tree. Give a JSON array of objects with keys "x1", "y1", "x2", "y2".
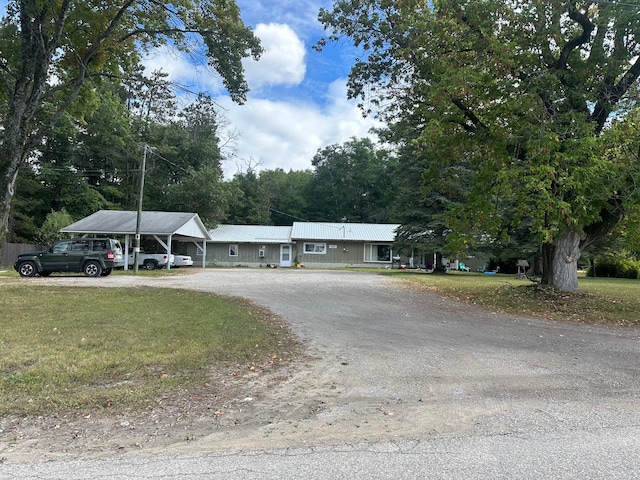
[
  {"x1": 141, "y1": 94, "x2": 233, "y2": 223},
  {"x1": 9, "y1": 81, "x2": 135, "y2": 235},
  {"x1": 34, "y1": 209, "x2": 74, "y2": 246},
  {"x1": 319, "y1": 0, "x2": 640, "y2": 291},
  {"x1": 308, "y1": 137, "x2": 397, "y2": 223},
  {"x1": 390, "y1": 125, "x2": 464, "y2": 270},
  {"x1": 0, "y1": 0, "x2": 262, "y2": 259},
  {"x1": 226, "y1": 169, "x2": 271, "y2": 225},
  {"x1": 257, "y1": 169, "x2": 313, "y2": 225}
]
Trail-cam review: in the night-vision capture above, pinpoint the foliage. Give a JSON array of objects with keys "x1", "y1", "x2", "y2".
[
  {"x1": 9, "y1": 84, "x2": 235, "y2": 235},
  {"x1": 588, "y1": 254, "x2": 640, "y2": 279},
  {"x1": 224, "y1": 138, "x2": 399, "y2": 226},
  {"x1": 308, "y1": 137, "x2": 398, "y2": 223},
  {"x1": 226, "y1": 169, "x2": 272, "y2": 225},
  {"x1": 0, "y1": 0, "x2": 262, "y2": 257},
  {"x1": 34, "y1": 209, "x2": 74, "y2": 246},
  {"x1": 140, "y1": 93, "x2": 232, "y2": 225},
  {"x1": 317, "y1": 0, "x2": 640, "y2": 291},
  {"x1": 226, "y1": 168, "x2": 314, "y2": 226},
  {"x1": 256, "y1": 168, "x2": 313, "y2": 225}
]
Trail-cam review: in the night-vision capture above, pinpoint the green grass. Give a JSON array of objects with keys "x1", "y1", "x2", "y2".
[
  {"x1": 385, "y1": 270, "x2": 640, "y2": 326},
  {"x1": 0, "y1": 286, "x2": 299, "y2": 416}
]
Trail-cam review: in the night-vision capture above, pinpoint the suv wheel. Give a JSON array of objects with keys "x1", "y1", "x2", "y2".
[
  {"x1": 17, "y1": 261, "x2": 37, "y2": 277},
  {"x1": 83, "y1": 261, "x2": 102, "y2": 277},
  {"x1": 100, "y1": 268, "x2": 113, "y2": 277}
]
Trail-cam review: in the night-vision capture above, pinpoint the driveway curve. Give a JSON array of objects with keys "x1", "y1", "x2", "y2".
[{"x1": 164, "y1": 269, "x2": 640, "y2": 447}]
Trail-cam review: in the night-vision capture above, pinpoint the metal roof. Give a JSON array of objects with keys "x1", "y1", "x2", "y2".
[
  {"x1": 208, "y1": 225, "x2": 293, "y2": 244},
  {"x1": 60, "y1": 210, "x2": 211, "y2": 240},
  {"x1": 291, "y1": 222, "x2": 400, "y2": 242}
]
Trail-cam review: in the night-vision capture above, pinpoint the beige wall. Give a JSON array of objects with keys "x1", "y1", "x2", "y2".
[
  {"x1": 293, "y1": 241, "x2": 394, "y2": 268},
  {"x1": 187, "y1": 242, "x2": 282, "y2": 267},
  {"x1": 193, "y1": 240, "x2": 395, "y2": 268}
]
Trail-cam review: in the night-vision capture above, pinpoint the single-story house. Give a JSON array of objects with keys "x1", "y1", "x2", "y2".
[
  {"x1": 59, "y1": 211, "x2": 401, "y2": 269},
  {"x1": 198, "y1": 222, "x2": 401, "y2": 268},
  {"x1": 60, "y1": 210, "x2": 210, "y2": 269}
]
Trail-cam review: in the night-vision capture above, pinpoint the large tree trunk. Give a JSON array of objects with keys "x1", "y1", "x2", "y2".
[
  {"x1": 0, "y1": 124, "x2": 29, "y2": 263},
  {"x1": 542, "y1": 230, "x2": 582, "y2": 292},
  {"x1": 541, "y1": 242, "x2": 554, "y2": 286},
  {"x1": 0, "y1": 158, "x2": 21, "y2": 260},
  {"x1": 552, "y1": 230, "x2": 581, "y2": 291}
]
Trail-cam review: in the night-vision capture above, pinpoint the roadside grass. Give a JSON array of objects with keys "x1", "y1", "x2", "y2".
[
  {"x1": 0, "y1": 285, "x2": 299, "y2": 417},
  {"x1": 384, "y1": 270, "x2": 640, "y2": 326}
]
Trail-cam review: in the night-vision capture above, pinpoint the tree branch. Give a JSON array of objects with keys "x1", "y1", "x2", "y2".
[
  {"x1": 592, "y1": 56, "x2": 640, "y2": 134},
  {"x1": 555, "y1": 4, "x2": 595, "y2": 70},
  {"x1": 451, "y1": 98, "x2": 489, "y2": 133},
  {"x1": 579, "y1": 195, "x2": 625, "y2": 250}
]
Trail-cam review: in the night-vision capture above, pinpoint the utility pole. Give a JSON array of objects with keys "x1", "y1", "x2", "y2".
[{"x1": 134, "y1": 145, "x2": 147, "y2": 273}]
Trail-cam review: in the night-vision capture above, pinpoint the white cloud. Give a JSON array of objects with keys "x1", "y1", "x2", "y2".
[
  {"x1": 243, "y1": 23, "x2": 306, "y2": 89},
  {"x1": 141, "y1": 22, "x2": 307, "y2": 95},
  {"x1": 141, "y1": 47, "x2": 225, "y2": 96},
  {"x1": 217, "y1": 78, "x2": 382, "y2": 178}
]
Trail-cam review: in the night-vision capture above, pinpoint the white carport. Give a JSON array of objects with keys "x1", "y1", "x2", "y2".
[{"x1": 60, "y1": 210, "x2": 210, "y2": 269}]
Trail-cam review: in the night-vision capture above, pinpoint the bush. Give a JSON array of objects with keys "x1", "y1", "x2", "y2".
[{"x1": 588, "y1": 256, "x2": 640, "y2": 279}]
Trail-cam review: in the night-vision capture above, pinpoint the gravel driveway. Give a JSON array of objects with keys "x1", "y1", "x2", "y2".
[{"x1": 2, "y1": 269, "x2": 640, "y2": 478}]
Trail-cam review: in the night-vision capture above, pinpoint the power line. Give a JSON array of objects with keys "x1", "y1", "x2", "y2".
[{"x1": 268, "y1": 207, "x2": 309, "y2": 222}]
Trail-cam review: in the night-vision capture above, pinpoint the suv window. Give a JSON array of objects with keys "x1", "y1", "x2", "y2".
[
  {"x1": 71, "y1": 240, "x2": 90, "y2": 251},
  {"x1": 51, "y1": 240, "x2": 72, "y2": 254}
]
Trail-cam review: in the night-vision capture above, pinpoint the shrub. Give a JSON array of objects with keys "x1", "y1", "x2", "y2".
[{"x1": 588, "y1": 256, "x2": 640, "y2": 279}]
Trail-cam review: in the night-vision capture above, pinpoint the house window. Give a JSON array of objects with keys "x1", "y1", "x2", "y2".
[
  {"x1": 229, "y1": 244, "x2": 238, "y2": 257},
  {"x1": 364, "y1": 244, "x2": 391, "y2": 262},
  {"x1": 304, "y1": 242, "x2": 326, "y2": 254}
]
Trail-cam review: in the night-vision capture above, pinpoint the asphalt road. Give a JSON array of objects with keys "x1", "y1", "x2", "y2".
[{"x1": 2, "y1": 269, "x2": 640, "y2": 479}]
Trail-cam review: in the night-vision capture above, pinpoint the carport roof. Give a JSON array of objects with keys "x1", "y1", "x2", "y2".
[{"x1": 60, "y1": 210, "x2": 211, "y2": 240}]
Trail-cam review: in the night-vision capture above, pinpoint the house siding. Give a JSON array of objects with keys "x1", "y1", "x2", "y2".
[
  {"x1": 203, "y1": 222, "x2": 399, "y2": 269},
  {"x1": 187, "y1": 242, "x2": 283, "y2": 267},
  {"x1": 293, "y1": 240, "x2": 393, "y2": 268}
]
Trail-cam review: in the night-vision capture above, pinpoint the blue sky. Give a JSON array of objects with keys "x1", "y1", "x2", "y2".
[
  {"x1": 142, "y1": 0, "x2": 381, "y2": 178},
  {"x1": 0, "y1": 1, "x2": 380, "y2": 179}
]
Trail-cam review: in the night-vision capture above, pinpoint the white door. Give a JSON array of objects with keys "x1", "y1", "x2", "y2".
[{"x1": 280, "y1": 244, "x2": 292, "y2": 267}]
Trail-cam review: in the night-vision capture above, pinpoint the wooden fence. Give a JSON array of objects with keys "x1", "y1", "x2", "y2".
[{"x1": 1, "y1": 243, "x2": 43, "y2": 267}]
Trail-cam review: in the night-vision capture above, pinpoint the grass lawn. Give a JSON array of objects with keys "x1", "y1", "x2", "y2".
[
  {"x1": 0, "y1": 284, "x2": 299, "y2": 417},
  {"x1": 385, "y1": 270, "x2": 640, "y2": 326}
]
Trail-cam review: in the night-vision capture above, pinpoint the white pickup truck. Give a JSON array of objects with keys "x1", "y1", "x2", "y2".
[{"x1": 127, "y1": 248, "x2": 174, "y2": 270}]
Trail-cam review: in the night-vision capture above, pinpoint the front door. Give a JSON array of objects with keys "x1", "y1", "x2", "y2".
[
  {"x1": 280, "y1": 244, "x2": 292, "y2": 267},
  {"x1": 40, "y1": 239, "x2": 74, "y2": 271}
]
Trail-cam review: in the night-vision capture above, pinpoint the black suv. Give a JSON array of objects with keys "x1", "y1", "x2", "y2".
[{"x1": 14, "y1": 238, "x2": 124, "y2": 277}]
